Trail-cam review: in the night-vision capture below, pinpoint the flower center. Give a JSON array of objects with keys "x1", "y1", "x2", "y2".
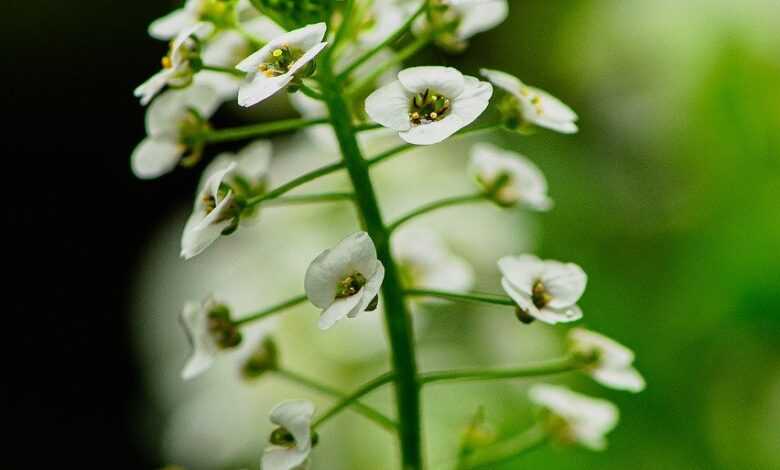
[
  {"x1": 409, "y1": 89, "x2": 451, "y2": 125},
  {"x1": 269, "y1": 427, "x2": 296, "y2": 447},
  {"x1": 259, "y1": 44, "x2": 304, "y2": 77},
  {"x1": 520, "y1": 86, "x2": 545, "y2": 116},
  {"x1": 531, "y1": 280, "x2": 552, "y2": 309},
  {"x1": 207, "y1": 306, "x2": 242, "y2": 349},
  {"x1": 335, "y1": 272, "x2": 367, "y2": 298}
]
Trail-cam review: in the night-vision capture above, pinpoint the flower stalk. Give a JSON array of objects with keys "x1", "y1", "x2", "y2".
[{"x1": 320, "y1": 61, "x2": 424, "y2": 469}]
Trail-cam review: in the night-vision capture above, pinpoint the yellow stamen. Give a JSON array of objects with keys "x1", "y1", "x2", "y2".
[
  {"x1": 429, "y1": 112, "x2": 438, "y2": 119},
  {"x1": 272, "y1": 48, "x2": 283, "y2": 58},
  {"x1": 161, "y1": 56, "x2": 173, "y2": 69}
]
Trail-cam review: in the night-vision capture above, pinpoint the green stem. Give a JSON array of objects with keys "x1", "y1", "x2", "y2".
[
  {"x1": 298, "y1": 82, "x2": 324, "y2": 100},
  {"x1": 346, "y1": 34, "x2": 432, "y2": 97},
  {"x1": 201, "y1": 117, "x2": 329, "y2": 144},
  {"x1": 337, "y1": 0, "x2": 429, "y2": 80},
  {"x1": 320, "y1": 63, "x2": 424, "y2": 469},
  {"x1": 463, "y1": 424, "x2": 548, "y2": 469},
  {"x1": 312, "y1": 372, "x2": 396, "y2": 429},
  {"x1": 419, "y1": 356, "x2": 582, "y2": 385},
  {"x1": 275, "y1": 369, "x2": 397, "y2": 432},
  {"x1": 387, "y1": 193, "x2": 488, "y2": 233},
  {"x1": 199, "y1": 63, "x2": 244, "y2": 76},
  {"x1": 244, "y1": 161, "x2": 344, "y2": 208},
  {"x1": 366, "y1": 122, "x2": 504, "y2": 168},
  {"x1": 405, "y1": 289, "x2": 515, "y2": 307},
  {"x1": 262, "y1": 192, "x2": 355, "y2": 207},
  {"x1": 233, "y1": 294, "x2": 308, "y2": 326}
]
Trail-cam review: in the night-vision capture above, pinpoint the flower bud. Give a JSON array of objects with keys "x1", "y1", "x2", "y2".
[{"x1": 241, "y1": 337, "x2": 279, "y2": 379}]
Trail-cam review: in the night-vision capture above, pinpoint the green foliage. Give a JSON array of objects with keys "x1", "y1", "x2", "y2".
[{"x1": 249, "y1": 0, "x2": 335, "y2": 30}]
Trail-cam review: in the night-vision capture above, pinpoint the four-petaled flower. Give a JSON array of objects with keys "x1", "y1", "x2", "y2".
[
  {"x1": 469, "y1": 143, "x2": 553, "y2": 209},
  {"x1": 179, "y1": 295, "x2": 242, "y2": 379},
  {"x1": 568, "y1": 328, "x2": 646, "y2": 392},
  {"x1": 148, "y1": 0, "x2": 245, "y2": 40},
  {"x1": 481, "y1": 68, "x2": 578, "y2": 134},
  {"x1": 131, "y1": 85, "x2": 220, "y2": 179},
  {"x1": 417, "y1": 0, "x2": 509, "y2": 51},
  {"x1": 135, "y1": 23, "x2": 208, "y2": 106},
  {"x1": 236, "y1": 23, "x2": 328, "y2": 107},
  {"x1": 498, "y1": 254, "x2": 587, "y2": 324},
  {"x1": 181, "y1": 162, "x2": 240, "y2": 259},
  {"x1": 394, "y1": 228, "x2": 474, "y2": 294},
  {"x1": 262, "y1": 400, "x2": 317, "y2": 470},
  {"x1": 528, "y1": 384, "x2": 619, "y2": 451},
  {"x1": 366, "y1": 66, "x2": 492, "y2": 145},
  {"x1": 305, "y1": 232, "x2": 386, "y2": 330}
]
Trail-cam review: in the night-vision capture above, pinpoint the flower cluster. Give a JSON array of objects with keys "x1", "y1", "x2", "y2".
[{"x1": 131, "y1": 1, "x2": 644, "y2": 468}]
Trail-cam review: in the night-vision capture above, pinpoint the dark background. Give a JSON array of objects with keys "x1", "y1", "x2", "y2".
[{"x1": 6, "y1": 1, "x2": 177, "y2": 467}]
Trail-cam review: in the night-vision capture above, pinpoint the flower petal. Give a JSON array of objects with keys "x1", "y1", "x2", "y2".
[
  {"x1": 318, "y1": 293, "x2": 364, "y2": 330},
  {"x1": 497, "y1": 254, "x2": 544, "y2": 296},
  {"x1": 288, "y1": 42, "x2": 328, "y2": 76},
  {"x1": 365, "y1": 81, "x2": 413, "y2": 131},
  {"x1": 148, "y1": 8, "x2": 196, "y2": 40},
  {"x1": 501, "y1": 277, "x2": 541, "y2": 318},
  {"x1": 399, "y1": 114, "x2": 466, "y2": 145},
  {"x1": 451, "y1": 76, "x2": 492, "y2": 124},
  {"x1": 398, "y1": 66, "x2": 466, "y2": 97},
  {"x1": 270, "y1": 399, "x2": 315, "y2": 451},
  {"x1": 354, "y1": 261, "x2": 385, "y2": 316},
  {"x1": 454, "y1": 0, "x2": 508, "y2": 40},
  {"x1": 179, "y1": 298, "x2": 218, "y2": 380},
  {"x1": 592, "y1": 367, "x2": 646, "y2": 393},
  {"x1": 131, "y1": 137, "x2": 184, "y2": 179},
  {"x1": 541, "y1": 260, "x2": 587, "y2": 308},
  {"x1": 538, "y1": 304, "x2": 583, "y2": 324},
  {"x1": 238, "y1": 73, "x2": 293, "y2": 107},
  {"x1": 262, "y1": 447, "x2": 310, "y2": 470},
  {"x1": 480, "y1": 68, "x2": 523, "y2": 97}
]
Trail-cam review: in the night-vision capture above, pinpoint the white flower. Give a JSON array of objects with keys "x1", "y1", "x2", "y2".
[
  {"x1": 365, "y1": 66, "x2": 492, "y2": 145},
  {"x1": 498, "y1": 254, "x2": 586, "y2": 324},
  {"x1": 262, "y1": 400, "x2": 316, "y2": 470},
  {"x1": 393, "y1": 228, "x2": 474, "y2": 293},
  {"x1": 359, "y1": 0, "x2": 406, "y2": 47},
  {"x1": 568, "y1": 328, "x2": 646, "y2": 393},
  {"x1": 415, "y1": 0, "x2": 508, "y2": 50},
  {"x1": 148, "y1": 0, "x2": 244, "y2": 40},
  {"x1": 481, "y1": 68, "x2": 578, "y2": 134},
  {"x1": 469, "y1": 143, "x2": 553, "y2": 210},
  {"x1": 180, "y1": 295, "x2": 241, "y2": 379},
  {"x1": 528, "y1": 384, "x2": 619, "y2": 451},
  {"x1": 181, "y1": 162, "x2": 239, "y2": 259},
  {"x1": 135, "y1": 23, "x2": 207, "y2": 105},
  {"x1": 131, "y1": 85, "x2": 220, "y2": 179},
  {"x1": 304, "y1": 232, "x2": 386, "y2": 330},
  {"x1": 195, "y1": 18, "x2": 287, "y2": 100},
  {"x1": 204, "y1": 139, "x2": 273, "y2": 192},
  {"x1": 236, "y1": 23, "x2": 328, "y2": 107}
]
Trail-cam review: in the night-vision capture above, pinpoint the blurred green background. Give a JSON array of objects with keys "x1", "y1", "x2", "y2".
[{"x1": 21, "y1": 0, "x2": 771, "y2": 468}]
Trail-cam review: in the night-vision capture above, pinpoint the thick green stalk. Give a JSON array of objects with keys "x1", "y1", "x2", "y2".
[{"x1": 320, "y1": 66, "x2": 424, "y2": 470}]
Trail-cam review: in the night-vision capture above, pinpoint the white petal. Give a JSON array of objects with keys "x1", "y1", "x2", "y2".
[
  {"x1": 134, "y1": 70, "x2": 172, "y2": 106},
  {"x1": 131, "y1": 137, "x2": 184, "y2": 179},
  {"x1": 195, "y1": 72, "x2": 241, "y2": 100},
  {"x1": 288, "y1": 42, "x2": 328, "y2": 76},
  {"x1": 354, "y1": 261, "x2": 385, "y2": 316},
  {"x1": 497, "y1": 254, "x2": 544, "y2": 295},
  {"x1": 179, "y1": 298, "x2": 218, "y2": 380},
  {"x1": 592, "y1": 367, "x2": 646, "y2": 393},
  {"x1": 305, "y1": 232, "x2": 379, "y2": 308},
  {"x1": 262, "y1": 447, "x2": 309, "y2": 470},
  {"x1": 242, "y1": 16, "x2": 287, "y2": 43},
  {"x1": 400, "y1": 114, "x2": 466, "y2": 145},
  {"x1": 318, "y1": 293, "x2": 364, "y2": 330},
  {"x1": 568, "y1": 328, "x2": 634, "y2": 366},
  {"x1": 238, "y1": 73, "x2": 293, "y2": 107},
  {"x1": 398, "y1": 66, "x2": 466, "y2": 97},
  {"x1": 500, "y1": 277, "x2": 540, "y2": 318},
  {"x1": 470, "y1": 143, "x2": 551, "y2": 210},
  {"x1": 270, "y1": 399, "x2": 315, "y2": 451},
  {"x1": 237, "y1": 140, "x2": 273, "y2": 181},
  {"x1": 365, "y1": 81, "x2": 413, "y2": 131},
  {"x1": 290, "y1": 91, "x2": 327, "y2": 118},
  {"x1": 179, "y1": 208, "x2": 232, "y2": 259},
  {"x1": 538, "y1": 304, "x2": 583, "y2": 324},
  {"x1": 148, "y1": 9, "x2": 197, "y2": 40},
  {"x1": 236, "y1": 23, "x2": 326, "y2": 72},
  {"x1": 454, "y1": 0, "x2": 508, "y2": 40},
  {"x1": 479, "y1": 68, "x2": 524, "y2": 97},
  {"x1": 146, "y1": 85, "x2": 220, "y2": 137},
  {"x1": 541, "y1": 261, "x2": 587, "y2": 308},
  {"x1": 450, "y1": 76, "x2": 492, "y2": 124}
]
